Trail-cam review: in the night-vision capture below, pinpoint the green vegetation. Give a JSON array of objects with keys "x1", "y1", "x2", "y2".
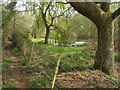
[
  {"x1": 12, "y1": 47, "x2": 19, "y2": 55},
  {"x1": 2, "y1": 83, "x2": 16, "y2": 88},
  {"x1": 28, "y1": 79, "x2": 40, "y2": 88},
  {"x1": 115, "y1": 55, "x2": 120, "y2": 62},
  {"x1": 20, "y1": 58, "x2": 29, "y2": 66},
  {"x1": 107, "y1": 76, "x2": 119, "y2": 86},
  {"x1": 59, "y1": 51, "x2": 95, "y2": 72},
  {"x1": 2, "y1": 59, "x2": 13, "y2": 76},
  {"x1": 40, "y1": 76, "x2": 49, "y2": 87},
  {"x1": 2, "y1": 1, "x2": 119, "y2": 88},
  {"x1": 3, "y1": 59, "x2": 14, "y2": 64},
  {"x1": 38, "y1": 43, "x2": 87, "y2": 55},
  {"x1": 89, "y1": 81, "x2": 103, "y2": 88},
  {"x1": 2, "y1": 63, "x2": 11, "y2": 75},
  {"x1": 25, "y1": 42, "x2": 95, "y2": 72},
  {"x1": 25, "y1": 66, "x2": 42, "y2": 74}
]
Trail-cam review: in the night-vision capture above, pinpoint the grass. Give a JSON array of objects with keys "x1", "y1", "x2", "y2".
[
  {"x1": 3, "y1": 59, "x2": 14, "y2": 63},
  {"x1": 20, "y1": 58, "x2": 29, "y2": 66},
  {"x1": 28, "y1": 79, "x2": 40, "y2": 88},
  {"x1": 37, "y1": 42, "x2": 87, "y2": 55},
  {"x1": 28, "y1": 76, "x2": 50, "y2": 88},
  {"x1": 2, "y1": 59, "x2": 13, "y2": 76},
  {"x1": 89, "y1": 81, "x2": 103, "y2": 88},
  {"x1": 59, "y1": 51, "x2": 95, "y2": 72},
  {"x1": 24, "y1": 40, "x2": 96, "y2": 73},
  {"x1": 107, "y1": 76, "x2": 119, "y2": 86},
  {"x1": 28, "y1": 39, "x2": 95, "y2": 69},
  {"x1": 2, "y1": 83, "x2": 16, "y2": 88},
  {"x1": 46, "y1": 45, "x2": 87, "y2": 55},
  {"x1": 12, "y1": 47, "x2": 19, "y2": 55},
  {"x1": 25, "y1": 66, "x2": 41, "y2": 74},
  {"x1": 20, "y1": 40, "x2": 96, "y2": 88},
  {"x1": 34, "y1": 42, "x2": 95, "y2": 72},
  {"x1": 31, "y1": 38, "x2": 43, "y2": 43},
  {"x1": 40, "y1": 76, "x2": 49, "y2": 87},
  {"x1": 31, "y1": 39, "x2": 87, "y2": 54}
]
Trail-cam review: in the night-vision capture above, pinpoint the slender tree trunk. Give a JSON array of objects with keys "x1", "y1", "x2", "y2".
[
  {"x1": 12, "y1": 14, "x2": 16, "y2": 47},
  {"x1": 44, "y1": 28, "x2": 50, "y2": 44},
  {"x1": 93, "y1": 13, "x2": 114, "y2": 75}
]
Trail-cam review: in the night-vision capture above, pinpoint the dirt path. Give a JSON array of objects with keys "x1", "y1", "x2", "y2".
[
  {"x1": 3, "y1": 47, "x2": 29, "y2": 88},
  {"x1": 10, "y1": 56, "x2": 28, "y2": 88}
]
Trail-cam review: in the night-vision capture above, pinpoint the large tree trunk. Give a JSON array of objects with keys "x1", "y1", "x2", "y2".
[
  {"x1": 44, "y1": 28, "x2": 50, "y2": 44},
  {"x1": 69, "y1": 2, "x2": 120, "y2": 75},
  {"x1": 93, "y1": 13, "x2": 114, "y2": 75}
]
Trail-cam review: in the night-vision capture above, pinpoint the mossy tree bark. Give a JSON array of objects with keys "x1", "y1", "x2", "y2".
[
  {"x1": 70, "y1": 2, "x2": 120, "y2": 75},
  {"x1": 44, "y1": 28, "x2": 50, "y2": 44},
  {"x1": 93, "y1": 13, "x2": 114, "y2": 74}
]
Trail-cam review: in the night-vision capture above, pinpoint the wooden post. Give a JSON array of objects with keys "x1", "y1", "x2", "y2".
[
  {"x1": 28, "y1": 42, "x2": 34, "y2": 66},
  {"x1": 51, "y1": 55, "x2": 61, "y2": 89}
]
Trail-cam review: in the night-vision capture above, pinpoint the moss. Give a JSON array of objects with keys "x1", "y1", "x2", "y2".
[{"x1": 102, "y1": 67, "x2": 114, "y2": 76}]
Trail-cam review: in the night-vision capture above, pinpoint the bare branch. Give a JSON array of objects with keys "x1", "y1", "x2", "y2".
[
  {"x1": 52, "y1": 7, "x2": 71, "y2": 19},
  {"x1": 48, "y1": 7, "x2": 71, "y2": 28},
  {"x1": 52, "y1": 24, "x2": 66, "y2": 31},
  {"x1": 45, "y1": 2, "x2": 52, "y2": 15},
  {"x1": 48, "y1": 18, "x2": 54, "y2": 28}
]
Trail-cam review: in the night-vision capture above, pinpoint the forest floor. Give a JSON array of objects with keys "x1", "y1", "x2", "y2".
[
  {"x1": 2, "y1": 44, "x2": 29, "y2": 88},
  {"x1": 56, "y1": 65, "x2": 119, "y2": 88},
  {"x1": 2, "y1": 42, "x2": 120, "y2": 88}
]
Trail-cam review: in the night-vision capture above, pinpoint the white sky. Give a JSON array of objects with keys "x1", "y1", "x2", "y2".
[
  {"x1": 112, "y1": 0, "x2": 120, "y2": 2},
  {"x1": 2, "y1": 0, "x2": 120, "y2": 11}
]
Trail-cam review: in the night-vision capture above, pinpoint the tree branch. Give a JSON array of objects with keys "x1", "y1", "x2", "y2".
[
  {"x1": 38, "y1": 4, "x2": 48, "y2": 28},
  {"x1": 6, "y1": 2, "x2": 17, "y2": 10},
  {"x1": 53, "y1": 7, "x2": 71, "y2": 19},
  {"x1": 45, "y1": 2, "x2": 52, "y2": 15},
  {"x1": 112, "y1": 7, "x2": 120, "y2": 20},
  {"x1": 52, "y1": 24, "x2": 66, "y2": 31},
  {"x1": 100, "y1": 2, "x2": 110, "y2": 12},
  {"x1": 48, "y1": 7, "x2": 71, "y2": 28},
  {"x1": 56, "y1": 2, "x2": 69, "y2": 4},
  {"x1": 69, "y1": 2, "x2": 102, "y2": 26}
]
